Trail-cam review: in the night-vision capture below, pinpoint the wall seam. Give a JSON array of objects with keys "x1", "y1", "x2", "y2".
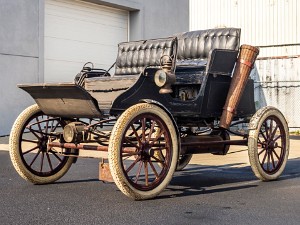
[{"x1": 0, "y1": 53, "x2": 38, "y2": 58}]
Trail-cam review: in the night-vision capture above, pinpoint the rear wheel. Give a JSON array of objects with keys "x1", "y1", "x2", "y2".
[
  {"x1": 211, "y1": 129, "x2": 230, "y2": 155},
  {"x1": 9, "y1": 104, "x2": 74, "y2": 184},
  {"x1": 176, "y1": 154, "x2": 192, "y2": 171},
  {"x1": 108, "y1": 103, "x2": 178, "y2": 200},
  {"x1": 248, "y1": 106, "x2": 289, "y2": 181}
]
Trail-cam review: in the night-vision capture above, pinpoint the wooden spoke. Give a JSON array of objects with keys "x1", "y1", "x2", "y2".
[
  {"x1": 141, "y1": 118, "x2": 146, "y2": 142},
  {"x1": 147, "y1": 121, "x2": 156, "y2": 142},
  {"x1": 46, "y1": 152, "x2": 54, "y2": 172},
  {"x1": 22, "y1": 146, "x2": 39, "y2": 155},
  {"x1": 124, "y1": 137, "x2": 140, "y2": 149},
  {"x1": 144, "y1": 161, "x2": 149, "y2": 186},
  {"x1": 29, "y1": 149, "x2": 42, "y2": 167},
  {"x1": 45, "y1": 116, "x2": 50, "y2": 134},
  {"x1": 122, "y1": 152, "x2": 139, "y2": 158},
  {"x1": 259, "y1": 130, "x2": 268, "y2": 142},
  {"x1": 257, "y1": 137, "x2": 263, "y2": 145},
  {"x1": 22, "y1": 139, "x2": 38, "y2": 144},
  {"x1": 267, "y1": 152, "x2": 270, "y2": 172},
  {"x1": 126, "y1": 156, "x2": 141, "y2": 173},
  {"x1": 270, "y1": 124, "x2": 278, "y2": 140},
  {"x1": 268, "y1": 119, "x2": 273, "y2": 139},
  {"x1": 258, "y1": 148, "x2": 266, "y2": 156},
  {"x1": 263, "y1": 121, "x2": 269, "y2": 138},
  {"x1": 270, "y1": 152, "x2": 276, "y2": 169},
  {"x1": 261, "y1": 151, "x2": 268, "y2": 166},
  {"x1": 149, "y1": 160, "x2": 159, "y2": 178},
  {"x1": 273, "y1": 135, "x2": 282, "y2": 142},
  {"x1": 51, "y1": 121, "x2": 60, "y2": 132},
  {"x1": 40, "y1": 152, "x2": 45, "y2": 172},
  {"x1": 130, "y1": 125, "x2": 142, "y2": 146},
  {"x1": 128, "y1": 124, "x2": 141, "y2": 137},
  {"x1": 150, "y1": 130, "x2": 165, "y2": 146},
  {"x1": 151, "y1": 155, "x2": 166, "y2": 167},
  {"x1": 135, "y1": 161, "x2": 143, "y2": 183},
  {"x1": 272, "y1": 149, "x2": 281, "y2": 160},
  {"x1": 51, "y1": 151, "x2": 63, "y2": 163},
  {"x1": 28, "y1": 128, "x2": 41, "y2": 140},
  {"x1": 36, "y1": 117, "x2": 43, "y2": 133}
]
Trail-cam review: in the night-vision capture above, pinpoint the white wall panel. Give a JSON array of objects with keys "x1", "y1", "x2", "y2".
[
  {"x1": 253, "y1": 58, "x2": 300, "y2": 128},
  {"x1": 45, "y1": 0, "x2": 128, "y2": 82},
  {"x1": 190, "y1": 0, "x2": 299, "y2": 57}
]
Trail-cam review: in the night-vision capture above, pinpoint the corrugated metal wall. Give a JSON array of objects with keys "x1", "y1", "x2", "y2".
[
  {"x1": 251, "y1": 58, "x2": 300, "y2": 128},
  {"x1": 190, "y1": 0, "x2": 300, "y2": 128},
  {"x1": 190, "y1": 0, "x2": 299, "y2": 57}
]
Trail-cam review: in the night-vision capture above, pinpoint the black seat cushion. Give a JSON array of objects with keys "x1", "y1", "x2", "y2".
[
  {"x1": 174, "y1": 28, "x2": 241, "y2": 85},
  {"x1": 115, "y1": 37, "x2": 177, "y2": 76},
  {"x1": 176, "y1": 28, "x2": 241, "y2": 65}
]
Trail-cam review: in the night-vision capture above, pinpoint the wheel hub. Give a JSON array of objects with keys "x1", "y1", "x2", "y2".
[
  {"x1": 39, "y1": 136, "x2": 49, "y2": 152},
  {"x1": 269, "y1": 141, "x2": 278, "y2": 149},
  {"x1": 139, "y1": 142, "x2": 153, "y2": 161},
  {"x1": 266, "y1": 141, "x2": 278, "y2": 153},
  {"x1": 262, "y1": 140, "x2": 278, "y2": 153}
]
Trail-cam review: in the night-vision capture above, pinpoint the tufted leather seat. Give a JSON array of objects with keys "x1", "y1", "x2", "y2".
[
  {"x1": 176, "y1": 28, "x2": 241, "y2": 67},
  {"x1": 113, "y1": 28, "x2": 240, "y2": 76},
  {"x1": 115, "y1": 37, "x2": 177, "y2": 75}
]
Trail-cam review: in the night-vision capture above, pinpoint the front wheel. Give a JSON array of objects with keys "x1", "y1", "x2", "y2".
[
  {"x1": 108, "y1": 103, "x2": 178, "y2": 200},
  {"x1": 248, "y1": 106, "x2": 289, "y2": 181},
  {"x1": 9, "y1": 104, "x2": 74, "y2": 184}
]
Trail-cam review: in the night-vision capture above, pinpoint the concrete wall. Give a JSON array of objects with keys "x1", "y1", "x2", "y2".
[
  {"x1": 0, "y1": 0, "x2": 189, "y2": 135},
  {"x1": 0, "y1": 0, "x2": 42, "y2": 135},
  {"x1": 88, "y1": 0, "x2": 189, "y2": 41},
  {"x1": 138, "y1": 0, "x2": 189, "y2": 40}
]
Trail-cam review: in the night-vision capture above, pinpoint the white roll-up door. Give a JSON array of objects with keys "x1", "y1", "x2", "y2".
[{"x1": 44, "y1": 0, "x2": 128, "y2": 82}]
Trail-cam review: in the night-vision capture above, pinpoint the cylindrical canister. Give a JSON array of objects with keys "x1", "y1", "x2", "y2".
[{"x1": 219, "y1": 44, "x2": 259, "y2": 129}]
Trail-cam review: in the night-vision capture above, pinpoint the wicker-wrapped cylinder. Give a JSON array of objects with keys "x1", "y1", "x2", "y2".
[{"x1": 219, "y1": 44, "x2": 259, "y2": 129}]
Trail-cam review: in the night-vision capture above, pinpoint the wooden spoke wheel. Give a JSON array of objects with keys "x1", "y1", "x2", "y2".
[
  {"x1": 248, "y1": 106, "x2": 289, "y2": 181},
  {"x1": 108, "y1": 103, "x2": 178, "y2": 200},
  {"x1": 9, "y1": 104, "x2": 74, "y2": 184}
]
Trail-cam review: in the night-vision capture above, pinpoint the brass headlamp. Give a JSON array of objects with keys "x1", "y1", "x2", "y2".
[
  {"x1": 154, "y1": 55, "x2": 176, "y2": 94},
  {"x1": 63, "y1": 122, "x2": 85, "y2": 143}
]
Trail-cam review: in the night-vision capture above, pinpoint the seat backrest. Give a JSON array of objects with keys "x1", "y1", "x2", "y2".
[
  {"x1": 115, "y1": 37, "x2": 177, "y2": 76},
  {"x1": 176, "y1": 28, "x2": 241, "y2": 62}
]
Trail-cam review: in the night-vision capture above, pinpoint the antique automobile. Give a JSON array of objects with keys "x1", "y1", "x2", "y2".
[{"x1": 9, "y1": 28, "x2": 289, "y2": 200}]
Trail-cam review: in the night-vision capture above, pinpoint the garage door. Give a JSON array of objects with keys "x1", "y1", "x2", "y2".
[{"x1": 44, "y1": 0, "x2": 128, "y2": 82}]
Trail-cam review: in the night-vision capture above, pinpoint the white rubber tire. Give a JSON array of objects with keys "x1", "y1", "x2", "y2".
[
  {"x1": 248, "y1": 106, "x2": 289, "y2": 181},
  {"x1": 9, "y1": 104, "x2": 74, "y2": 184},
  {"x1": 108, "y1": 103, "x2": 178, "y2": 200}
]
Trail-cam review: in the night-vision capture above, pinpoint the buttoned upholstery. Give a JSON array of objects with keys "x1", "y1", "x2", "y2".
[
  {"x1": 176, "y1": 28, "x2": 241, "y2": 65},
  {"x1": 115, "y1": 37, "x2": 177, "y2": 75},
  {"x1": 113, "y1": 28, "x2": 240, "y2": 76}
]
